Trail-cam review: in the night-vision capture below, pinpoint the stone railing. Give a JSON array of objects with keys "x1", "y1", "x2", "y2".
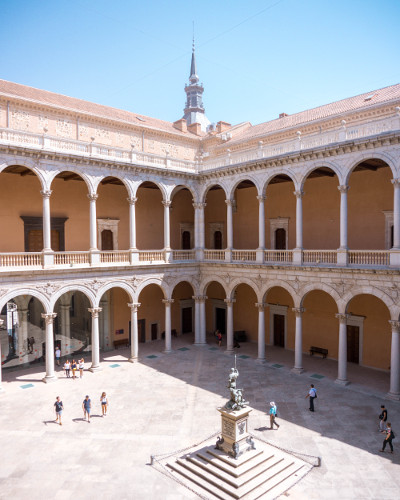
[
  {"x1": 264, "y1": 250, "x2": 293, "y2": 264},
  {"x1": 303, "y1": 250, "x2": 337, "y2": 265},
  {"x1": 100, "y1": 251, "x2": 131, "y2": 264},
  {"x1": 0, "y1": 252, "x2": 43, "y2": 268},
  {"x1": 54, "y1": 251, "x2": 90, "y2": 266},
  {"x1": 348, "y1": 250, "x2": 390, "y2": 266},
  {"x1": 203, "y1": 250, "x2": 226, "y2": 261},
  {"x1": 138, "y1": 250, "x2": 166, "y2": 262},
  {"x1": 232, "y1": 250, "x2": 257, "y2": 262},
  {"x1": 172, "y1": 250, "x2": 196, "y2": 261}
]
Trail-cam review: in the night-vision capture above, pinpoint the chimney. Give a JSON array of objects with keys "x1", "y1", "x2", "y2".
[
  {"x1": 216, "y1": 121, "x2": 231, "y2": 133},
  {"x1": 279, "y1": 113, "x2": 289, "y2": 118},
  {"x1": 187, "y1": 122, "x2": 202, "y2": 136},
  {"x1": 173, "y1": 118, "x2": 187, "y2": 132}
]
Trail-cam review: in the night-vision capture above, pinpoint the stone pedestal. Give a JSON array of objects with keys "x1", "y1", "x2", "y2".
[{"x1": 216, "y1": 406, "x2": 255, "y2": 459}]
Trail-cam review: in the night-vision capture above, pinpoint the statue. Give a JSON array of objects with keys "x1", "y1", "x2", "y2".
[{"x1": 225, "y1": 358, "x2": 249, "y2": 410}]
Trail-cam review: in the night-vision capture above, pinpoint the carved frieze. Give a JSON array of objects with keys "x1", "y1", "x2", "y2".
[{"x1": 36, "y1": 282, "x2": 61, "y2": 297}]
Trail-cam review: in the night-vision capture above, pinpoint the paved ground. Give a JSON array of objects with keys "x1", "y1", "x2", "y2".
[{"x1": 0, "y1": 336, "x2": 399, "y2": 500}]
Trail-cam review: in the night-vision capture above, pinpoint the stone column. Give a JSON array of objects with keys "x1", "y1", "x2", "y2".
[
  {"x1": 256, "y1": 302, "x2": 266, "y2": 361},
  {"x1": 225, "y1": 199, "x2": 233, "y2": 249},
  {"x1": 162, "y1": 299, "x2": 174, "y2": 353},
  {"x1": 199, "y1": 295, "x2": 207, "y2": 344},
  {"x1": 291, "y1": 307, "x2": 305, "y2": 374},
  {"x1": 162, "y1": 200, "x2": 171, "y2": 250},
  {"x1": 335, "y1": 313, "x2": 350, "y2": 385},
  {"x1": 127, "y1": 196, "x2": 138, "y2": 246},
  {"x1": 257, "y1": 195, "x2": 266, "y2": 263},
  {"x1": 128, "y1": 303, "x2": 141, "y2": 363},
  {"x1": 41, "y1": 189, "x2": 52, "y2": 251},
  {"x1": 293, "y1": 190, "x2": 304, "y2": 265},
  {"x1": 0, "y1": 319, "x2": 4, "y2": 393},
  {"x1": 41, "y1": 313, "x2": 57, "y2": 383},
  {"x1": 88, "y1": 194, "x2": 98, "y2": 250},
  {"x1": 224, "y1": 298, "x2": 235, "y2": 354},
  {"x1": 338, "y1": 185, "x2": 349, "y2": 249},
  {"x1": 387, "y1": 320, "x2": 400, "y2": 400},
  {"x1": 193, "y1": 296, "x2": 201, "y2": 344},
  {"x1": 89, "y1": 307, "x2": 102, "y2": 372},
  {"x1": 193, "y1": 202, "x2": 206, "y2": 260}
]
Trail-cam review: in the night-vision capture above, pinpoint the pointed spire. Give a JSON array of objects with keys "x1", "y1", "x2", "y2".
[{"x1": 190, "y1": 37, "x2": 198, "y2": 83}]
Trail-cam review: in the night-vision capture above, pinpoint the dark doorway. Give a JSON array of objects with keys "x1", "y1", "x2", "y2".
[
  {"x1": 273, "y1": 314, "x2": 285, "y2": 347},
  {"x1": 182, "y1": 231, "x2": 191, "y2": 250},
  {"x1": 347, "y1": 325, "x2": 359, "y2": 364},
  {"x1": 101, "y1": 230, "x2": 114, "y2": 251},
  {"x1": 391, "y1": 225, "x2": 394, "y2": 248},
  {"x1": 181, "y1": 307, "x2": 192, "y2": 333},
  {"x1": 138, "y1": 319, "x2": 146, "y2": 343},
  {"x1": 151, "y1": 323, "x2": 158, "y2": 340},
  {"x1": 216, "y1": 307, "x2": 226, "y2": 335},
  {"x1": 275, "y1": 228, "x2": 286, "y2": 250},
  {"x1": 214, "y1": 231, "x2": 222, "y2": 249}
]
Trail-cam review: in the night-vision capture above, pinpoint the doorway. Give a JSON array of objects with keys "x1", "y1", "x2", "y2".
[
  {"x1": 275, "y1": 228, "x2": 286, "y2": 250},
  {"x1": 273, "y1": 314, "x2": 285, "y2": 347},
  {"x1": 216, "y1": 307, "x2": 226, "y2": 335},
  {"x1": 347, "y1": 325, "x2": 360, "y2": 364},
  {"x1": 214, "y1": 231, "x2": 222, "y2": 249},
  {"x1": 101, "y1": 229, "x2": 114, "y2": 251},
  {"x1": 181, "y1": 307, "x2": 192, "y2": 334},
  {"x1": 151, "y1": 323, "x2": 158, "y2": 340},
  {"x1": 138, "y1": 319, "x2": 146, "y2": 343}
]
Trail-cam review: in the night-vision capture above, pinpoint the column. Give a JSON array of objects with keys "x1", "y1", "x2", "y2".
[
  {"x1": 224, "y1": 298, "x2": 235, "y2": 354},
  {"x1": 256, "y1": 302, "x2": 266, "y2": 361},
  {"x1": 225, "y1": 199, "x2": 233, "y2": 249},
  {"x1": 89, "y1": 307, "x2": 102, "y2": 372},
  {"x1": 41, "y1": 189, "x2": 52, "y2": 251},
  {"x1": 294, "y1": 190, "x2": 304, "y2": 249},
  {"x1": 200, "y1": 295, "x2": 207, "y2": 344},
  {"x1": 257, "y1": 195, "x2": 266, "y2": 263},
  {"x1": 193, "y1": 202, "x2": 206, "y2": 260},
  {"x1": 193, "y1": 296, "x2": 201, "y2": 344},
  {"x1": 0, "y1": 319, "x2": 4, "y2": 393},
  {"x1": 162, "y1": 299, "x2": 174, "y2": 353},
  {"x1": 127, "y1": 196, "x2": 137, "y2": 250},
  {"x1": 291, "y1": 307, "x2": 305, "y2": 374},
  {"x1": 387, "y1": 320, "x2": 400, "y2": 399},
  {"x1": 337, "y1": 185, "x2": 349, "y2": 266},
  {"x1": 128, "y1": 303, "x2": 141, "y2": 363},
  {"x1": 392, "y1": 179, "x2": 400, "y2": 249},
  {"x1": 335, "y1": 313, "x2": 349, "y2": 385},
  {"x1": 162, "y1": 200, "x2": 171, "y2": 250},
  {"x1": 41, "y1": 313, "x2": 57, "y2": 383}
]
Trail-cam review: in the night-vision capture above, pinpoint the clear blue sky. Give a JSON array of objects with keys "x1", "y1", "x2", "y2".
[{"x1": 1, "y1": 0, "x2": 399, "y2": 127}]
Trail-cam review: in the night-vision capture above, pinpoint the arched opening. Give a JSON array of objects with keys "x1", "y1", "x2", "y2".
[
  {"x1": 137, "y1": 284, "x2": 165, "y2": 343},
  {"x1": 0, "y1": 295, "x2": 45, "y2": 369},
  {"x1": 204, "y1": 185, "x2": 227, "y2": 249},
  {"x1": 348, "y1": 159, "x2": 392, "y2": 249},
  {"x1": 136, "y1": 182, "x2": 164, "y2": 250},
  {"x1": 204, "y1": 281, "x2": 227, "y2": 339},
  {"x1": 265, "y1": 174, "x2": 295, "y2": 249},
  {"x1": 232, "y1": 180, "x2": 258, "y2": 249},
  {"x1": 171, "y1": 281, "x2": 195, "y2": 342},
  {"x1": 170, "y1": 185, "x2": 194, "y2": 250},
  {"x1": 302, "y1": 167, "x2": 339, "y2": 249},
  {"x1": 232, "y1": 283, "x2": 258, "y2": 344},
  {"x1": 264, "y1": 287, "x2": 295, "y2": 349},
  {"x1": 98, "y1": 287, "x2": 131, "y2": 351},
  {"x1": 0, "y1": 166, "x2": 43, "y2": 252}
]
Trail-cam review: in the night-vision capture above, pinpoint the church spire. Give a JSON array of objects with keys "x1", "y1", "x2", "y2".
[{"x1": 183, "y1": 38, "x2": 211, "y2": 132}]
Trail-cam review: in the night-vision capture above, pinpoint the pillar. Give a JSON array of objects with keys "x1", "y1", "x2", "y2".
[
  {"x1": 0, "y1": 319, "x2": 4, "y2": 393},
  {"x1": 200, "y1": 295, "x2": 207, "y2": 344},
  {"x1": 193, "y1": 202, "x2": 206, "y2": 259},
  {"x1": 41, "y1": 313, "x2": 57, "y2": 383},
  {"x1": 256, "y1": 302, "x2": 266, "y2": 361},
  {"x1": 257, "y1": 195, "x2": 266, "y2": 263},
  {"x1": 294, "y1": 190, "x2": 304, "y2": 249},
  {"x1": 99, "y1": 296, "x2": 110, "y2": 351},
  {"x1": 387, "y1": 320, "x2": 400, "y2": 400},
  {"x1": 291, "y1": 307, "x2": 305, "y2": 374},
  {"x1": 335, "y1": 313, "x2": 350, "y2": 385},
  {"x1": 193, "y1": 296, "x2": 201, "y2": 344},
  {"x1": 41, "y1": 189, "x2": 52, "y2": 251},
  {"x1": 224, "y1": 298, "x2": 235, "y2": 354},
  {"x1": 338, "y1": 185, "x2": 349, "y2": 249},
  {"x1": 128, "y1": 303, "x2": 141, "y2": 363},
  {"x1": 88, "y1": 193, "x2": 98, "y2": 250},
  {"x1": 127, "y1": 197, "x2": 137, "y2": 250},
  {"x1": 89, "y1": 307, "x2": 102, "y2": 372},
  {"x1": 162, "y1": 200, "x2": 171, "y2": 250},
  {"x1": 225, "y1": 199, "x2": 233, "y2": 249},
  {"x1": 162, "y1": 299, "x2": 174, "y2": 353}
]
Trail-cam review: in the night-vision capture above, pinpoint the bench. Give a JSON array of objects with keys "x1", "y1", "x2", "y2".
[
  {"x1": 113, "y1": 338, "x2": 129, "y2": 349},
  {"x1": 309, "y1": 346, "x2": 328, "y2": 358}
]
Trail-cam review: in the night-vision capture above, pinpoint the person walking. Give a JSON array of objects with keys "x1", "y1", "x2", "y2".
[
  {"x1": 82, "y1": 395, "x2": 91, "y2": 423},
  {"x1": 71, "y1": 359, "x2": 77, "y2": 379},
  {"x1": 216, "y1": 330, "x2": 222, "y2": 347},
  {"x1": 64, "y1": 359, "x2": 71, "y2": 378},
  {"x1": 269, "y1": 401, "x2": 280, "y2": 429},
  {"x1": 379, "y1": 404, "x2": 388, "y2": 432},
  {"x1": 100, "y1": 392, "x2": 109, "y2": 417},
  {"x1": 380, "y1": 422, "x2": 395, "y2": 453},
  {"x1": 306, "y1": 384, "x2": 317, "y2": 412},
  {"x1": 78, "y1": 358, "x2": 84, "y2": 379},
  {"x1": 55, "y1": 346, "x2": 61, "y2": 366},
  {"x1": 54, "y1": 396, "x2": 63, "y2": 426}
]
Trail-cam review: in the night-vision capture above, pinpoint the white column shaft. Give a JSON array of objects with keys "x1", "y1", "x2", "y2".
[
  {"x1": 163, "y1": 202, "x2": 171, "y2": 249},
  {"x1": 164, "y1": 301, "x2": 172, "y2": 352},
  {"x1": 257, "y1": 306, "x2": 265, "y2": 360},
  {"x1": 199, "y1": 205, "x2": 205, "y2": 249},
  {"x1": 389, "y1": 326, "x2": 400, "y2": 395},
  {"x1": 129, "y1": 304, "x2": 140, "y2": 361},
  {"x1": 295, "y1": 192, "x2": 303, "y2": 249},
  {"x1": 337, "y1": 319, "x2": 348, "y2": 382},
  {"x1": 258, "y1": 197, "x2": 265, "y2": 249},
  {"x1": 42, "y1": 313, "x2": 57, "y2": 381},
  {"x1": 226, "y1": 201, "x2": 233, "y2": 249},
  {"x1": 42, "y1": 192, "x2": 52, "y2": 251},
  {"x1": 89, "y1": 308, "x2": 102, "y2": 371},
  {"x1": 89, "y1": 196, "x2": 98, "y2": 250},
  {"x1": 294, "y1": 312, "x2": 303, "y2": 370},
  {"x1": 226, "y1": 301, "x2": 234, "y2": 352},
  {"x1": 194, "y1": 299, "x2": 200, "y2": 344},
  {"x1": 339, "y1": 188, "x2": 348, "y2": 249},
  {"x1": 200, "y1": 298, "x2": 206, "y2": 344},
  {"x1": 129, "y1": 198, "x2": 137, "y2": 249}
]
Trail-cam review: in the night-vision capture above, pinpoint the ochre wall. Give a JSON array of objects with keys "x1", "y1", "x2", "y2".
[
  {"x1": 170, "y1": 189, "x2": 195, "y2": 249},
  {"x1": 204, "y1": 188, "x2": 227, "y2": 248},
  {"x1": 137, "y1": 284, "x2": 165, "y2": 342},
  {"x1": 232, "y1": 284, "x2": 258, "y2": 341},
  {"x1": 97, "y1": 182, "x2": 130, "y2": 249},
  {"x1": 265, "y1": 287, "x2": 295, "y2": 349},
  {"x1": 233, "y1": 185, "x2": 258, "y2": 249},
  {"x1": 136, "y1": 185, "x2": 164, "y2": 249},
  {"x1": 205, "y1": 282, "x2": 226, "y2": 334},
  {"x1": 111, "y1": 288, "x2": 131, "y2": 343},
  {"x1": 265, "y1": 179, "x2": 296, "y2": 249},
  {"x1": 171, "y1": 281, "x2": 195, "y2": 335}
]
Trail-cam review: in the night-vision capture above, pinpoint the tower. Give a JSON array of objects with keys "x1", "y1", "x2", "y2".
[{"x1": 183, "y1": 41, "x2": 211, "y2": 132}]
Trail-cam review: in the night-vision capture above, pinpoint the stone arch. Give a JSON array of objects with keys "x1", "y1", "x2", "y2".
[
  {"x1": 229, "y1": 278, "x2": 262, "y2": 302},
  {"x1": 262, "y1": 169, "x2": 297, "y2": 195},
  {"x1": 201, "y1": 276, "x2": 229, "y2": 297},
  {"x1": 169, "y1": 276, "x2": 197, "y2": 295},
  {"x1": 136, "y1": 179, "x2": 168, "y2": 201},
  {"x1": 49, "y1": 284, "x2": 96, "y2": 310},
  {"x1": 344, "y1": 152, "x2": 397, "y2": 185},
  {"x1": 48, "y1": 168, "x2": 94, "y2": 193},
  {"x1": 261, "y1": 280, "x2": 297, "y2": 305},
  {"x1": 228, "y1": 175, "x2": 261, "y2": 199},
  {"x1": 343, "y1": 286, "x2": 396, "y2": 316},
  {"x1": 0, "y1": 288, "x2": 49, "y2": 313},
  {"x1": 171, "y1": 183, "x2": 196, "y2": 201},
  {"x1": 96, "y1": 281, "x2": 135, "y2": 306},
  {"x1": 0, "y1": 159, "x2": 46, "y2": 190},
  {"x1": 135, "y1": 278, "x2": 167, "y2": 301},
  {"x1": 95, "y1": 174, "x2": 133, "y2": 198},
  {"x1": 200, "y1": 182, "x2": 229, "y2": 204},
  {"x1": 300, "y1": 161, "x2": 342, "y2": 191},
  {"x1": 299, "y1": 283, "x2": 341, "y2": 309}
]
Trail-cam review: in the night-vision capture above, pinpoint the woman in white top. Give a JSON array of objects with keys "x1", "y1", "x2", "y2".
[
  {"x1": 100, "y1": 392, "x2": 109, "y2": 416},
  {"x1": 64, "y1": 360, "x2": 71, "y2": 378},
  {"x1": 79, "y1": 358, "x2": 85, "y2": 378}
]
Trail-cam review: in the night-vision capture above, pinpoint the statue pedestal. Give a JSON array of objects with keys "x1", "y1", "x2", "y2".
[{"x1": 216, "y1": 406, "x2": 255, "y2": 459}]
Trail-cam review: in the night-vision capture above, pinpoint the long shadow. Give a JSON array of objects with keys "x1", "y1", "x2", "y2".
[{"x1": 43, "y1": 420, "x2": 61, "y2": 426}]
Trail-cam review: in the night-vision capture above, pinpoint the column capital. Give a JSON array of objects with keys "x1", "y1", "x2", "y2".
[
  {"x1": 224, "y1": 298, "x2": 236, "y2": 306},
  {"x1": 162, "y1": 298, "x2": 174, "y2": 305},
  {"x1": 256, "y1": 195, "x2": 266, "y2": 202},
  {"x1": 255, "y1": 302, "x2": 266, "y2": 311},
  {"x1": 292, "y1": 307, "x2": 305, "y2": 316},
  {"x1": 389, "y1": 320, "x2": 400, "y2": 332},
  {"x1": 337, "y1": 185, "x2": 350, "y2": 194},
  {"x1": 391, "y1": 178, "x2": 400, "y2": 187},
  {"x1": 40, "y1": 189, "x2": 52, "y2": 199},
  {"x1": 293, "y1": 190, "x2": 304, "y2": 199},
  {"x1": 127, "y1": 196, "x2": 138, "y2": 205},
  {"x1": 225, "y1": 199, "x2": 234, "y2": 207},
  {"x1": 88, "y1": 307, "x2": 102, "y2": 318},
  {"x1": 162, "y1": 200, "x2": 172, "y2": 208},
  {"x1": 87, "y1": 193, "x2": 98, "y2": 202},
  {"x1": 128, "y1": 302, "x2": 141, "y2": 312},
  {"x1": 41, "y1": 312, "x2": 57, "y2": 325},
  {"x1": 336, "y1": 313, "x2": 349, "y2": 323},
  {"x1": 192, "y1": 295, "x2": 207, "y2": 302},
  {"x1": 192, "y1": 201, "x2": 207, "y2": 210}
]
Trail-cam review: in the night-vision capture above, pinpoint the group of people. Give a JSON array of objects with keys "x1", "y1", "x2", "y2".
[
  {"x1": 63, "y1": 358, "x2": 85, "y2": 379},
  {"x1": 54, "y1": 392, "x2": 109, "y2": 425},
  {"x1": 269, "y1": 384, "x2": 317, "y2": 430},
  {"x1": 378, "y1": 404, "x2": 395, "y2": 453}
]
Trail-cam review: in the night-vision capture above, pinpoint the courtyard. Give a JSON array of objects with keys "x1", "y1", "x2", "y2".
[{"x1": 0, "y1": 336, "x2": 399, "y2": 499}]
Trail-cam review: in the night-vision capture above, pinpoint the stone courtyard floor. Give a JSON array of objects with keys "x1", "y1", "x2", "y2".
[{"x1": 0, "y1": 335, "x2": 399, "y2": 499}]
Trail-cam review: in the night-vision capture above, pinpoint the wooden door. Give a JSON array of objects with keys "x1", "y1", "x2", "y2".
[
  {"x1": 214, "y1": 231, "x2": 222, "y2": 249},
  {"x1": 181, "y1": 307, "x2": 192, "y2": 333},
  {"x1": 182, "y1": 231, "x2": 191, "y2": 250},
  {"x1": 273, "y1": 314, "x2": 285, "y2": 347},
  {"x1": 347, "y1": 325, "x2": 359, "y2": 364},
  {"x1": 151, "y1": 323, "x2": 158, "y2": 340},
  {"x1": 28, "y1": 229, "x2": 60, "y2": 251},
  {"x1": 138, "y1": 319, "x2": 146, "y2": 343},
  {"x1": 275, "y1": 228, "x2": 286, "y2": 250},
  {"x1": 216, "y1": 307, "x2": 226, "y2": 335},
  {"x1": 101, "y1": 230, "x2": 114, "y2": 250}
]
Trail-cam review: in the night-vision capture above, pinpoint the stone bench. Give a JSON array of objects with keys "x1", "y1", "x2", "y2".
[{"x1": 309, "y1": 346, "x2": 328, "y2": 358}]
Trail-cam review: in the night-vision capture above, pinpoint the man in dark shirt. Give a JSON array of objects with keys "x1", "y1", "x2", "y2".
[
  {"x1": 379, "y1": 404, "x2": 388, "y2": 432},
  {"x1": 82, "y1": 395, "x2": 91, "y2": 423}
]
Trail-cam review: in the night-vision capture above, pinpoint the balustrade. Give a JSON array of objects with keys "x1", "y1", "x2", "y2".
[
  {"x1": 264, "y1": 250, "x2": 293, "y2": 263},
  {"x1": 303, "y1": 250, "x2": 337, "y2": 265},
  {"x1": 348, "y1": 250, "x2": 390, "y2": 266}
]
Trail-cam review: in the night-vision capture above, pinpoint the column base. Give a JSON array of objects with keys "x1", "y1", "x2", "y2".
[
  {"x1": 291, "y1": 367, "x2": 304, "y2": 374},
  {"x1": 89, "y1": 365, "x2": 102, "y2": 373},
  {"x1": 42, "y1": 374, "x2": 57, "y2": 383},
  {"x1": 336, "y1": 248, "x2": 348, "y2": 266},
  {"x1": 292, "y1": 248, "x2": 303, "y2": 265},
  {"x1": 256, "y1": 358, "x2": 266, "y2": 364},
  {"x1": 385, "y1": 391, "x2": 400, "y2": 401},
  {"x1": 128, "y1": 356, "x2": 138, "y2": 363},
  {"x1": 224, "y1": 349, "x2": 234, "y2": 355},
  {"x1": 335, "y1": 378, "x2": 350, "y2": 386},
  {"x1": 162, "y1": 349, "x2": 172, "y2": 354},
  {"x1": 193, "y1": 342, "x2": 208, "y2": 347}
]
